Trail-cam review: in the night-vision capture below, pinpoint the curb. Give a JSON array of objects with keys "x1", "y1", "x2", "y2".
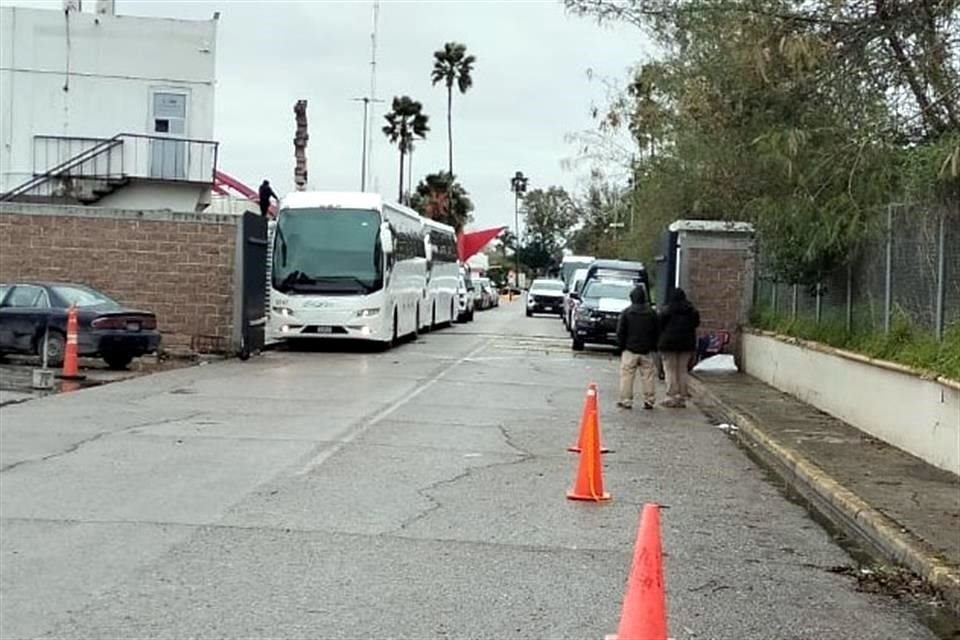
[{"x1": 690, "y1": 376, "x2": 960, "y2": 615}]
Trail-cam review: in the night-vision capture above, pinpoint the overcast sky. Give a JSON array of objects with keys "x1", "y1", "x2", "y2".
[{"x1": 11, "y1": 0, "x2": 651, "y2": 231}]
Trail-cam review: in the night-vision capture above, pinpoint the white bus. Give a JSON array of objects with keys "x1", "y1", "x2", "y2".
[
  {"x1": 267, "y1": 191, "x2": 427, "y2": 346},
  {"x1": 422, "y1": 218, "x2": 459, "y2": 330}
]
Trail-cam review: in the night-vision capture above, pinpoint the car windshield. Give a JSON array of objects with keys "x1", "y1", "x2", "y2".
[
  {"x1": 51, "y1": 285, "x2": 119, "y2": 308},
  {"x1": 583, "y1": 281, "x2": 634, "y2": 300},
  {"x1": 272, "y1": 208, "x2": 382, "y2": 294},
  {"x1": 531, "y1": 281, "x2": 564, "y2": 292}
]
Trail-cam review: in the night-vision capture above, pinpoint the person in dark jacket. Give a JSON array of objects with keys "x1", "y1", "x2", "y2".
[
  {"x1": 258, "y1": 179, "x2": 279, "y2": 217},
  {"x1": 616, "y1": 286, "x2": 660, "y2": 410},
  {"x1": 658, "y1": 288, "x2": 700, "y2": 408}
]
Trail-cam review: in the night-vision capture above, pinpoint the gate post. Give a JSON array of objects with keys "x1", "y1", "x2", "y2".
[{"x1": 669, "y1": 220, "x2": 755, "y2": 367}]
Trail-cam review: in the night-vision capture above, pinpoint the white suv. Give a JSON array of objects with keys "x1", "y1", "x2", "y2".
[{"x1": 526, "y1": 279, "x2": 566, "y2": 317}]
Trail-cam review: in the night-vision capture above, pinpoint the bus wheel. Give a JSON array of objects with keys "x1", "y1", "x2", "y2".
[
  {"x1": 391, "y1": 311, "x2": 400, "y2": 347},
  {"x1": 414, "y1": 305, "x2": 421, "y2": 338},
  {"x1": 431, "y1": 303, "x2": 437, "y2": 331}
]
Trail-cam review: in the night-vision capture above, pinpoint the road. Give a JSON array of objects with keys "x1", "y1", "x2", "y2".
[{"x1": 0, "y1": 302, "x2": 938, "y2": 639}]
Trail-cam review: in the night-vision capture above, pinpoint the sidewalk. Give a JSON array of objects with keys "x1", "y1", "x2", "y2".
[{"x1": 692, "y1": 371, "x2": 960, "y2": 614}]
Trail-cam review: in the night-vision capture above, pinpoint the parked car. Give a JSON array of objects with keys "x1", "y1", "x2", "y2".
[
  {"x1": 526, "y1": 279, "x2": 565, "y2": 317},
  {"x1": 563, "y1": 267, "x2": 590, "y2": 332},
  {"x1": 486, "y1": 281, "x2": 500, "y2": 308},
  {"x1": 473, "y1": 277, "x2": 497, "y2": 310},
  {"x1": 0, "y1": 282, "x2": 161, "y2": 369},
  {"x1": 456, "y1": 268, "x2": 476, "y2": 322},
  {"x1": 570, "y1": 279, "x2": 637, "y2": 351}
]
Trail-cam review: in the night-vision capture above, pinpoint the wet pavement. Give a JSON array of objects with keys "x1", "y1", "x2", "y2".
[
  {"x1": 0, "y1": 355, "x2": 195, "y2": 407},
  {"x1": 0, "y1": 302, "x2": 943, "y2": 639}
]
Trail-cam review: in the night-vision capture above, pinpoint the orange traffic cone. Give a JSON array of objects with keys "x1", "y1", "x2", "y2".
[
  {"x1": 60, "y1": 305, "x2": 82, "y2": 380},
  {"x1": 566, "y1": 400, "x2": 610, "y2": 502},
  {"x1": 569, "y1": 384, "x2": 610, "y2": 454},
  {"x1": 606, "y1": 504, "x2": 668, "y2": 640}
]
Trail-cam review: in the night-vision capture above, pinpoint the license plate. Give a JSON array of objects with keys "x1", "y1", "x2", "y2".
[
  {"x1": 126, "y1": 322, "x2": 141, "y2": 331},
  {"x1": 315, "y1": 326, "x2": 333, "y2": 334}
]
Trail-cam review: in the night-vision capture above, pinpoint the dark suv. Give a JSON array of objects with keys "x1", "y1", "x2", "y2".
[{"x1": 570, "y1": 279, "x2": 637, "y2": 351}]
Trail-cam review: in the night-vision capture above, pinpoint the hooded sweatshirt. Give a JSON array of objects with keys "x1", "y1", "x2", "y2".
[
  {"x1": 617, "y1": 286, "x2": 660, "y2": 354},
  {"x1": 658, "y1": 289, "x2": 700, "y2": 352}
]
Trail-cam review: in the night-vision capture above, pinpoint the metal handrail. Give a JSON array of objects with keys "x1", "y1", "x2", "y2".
[
  {"x1": 2, "y1": 136, "x2": 123, "y2": 201},
  {"x1": 4, "y1": 133, "x2": 220, "y2": 202}
]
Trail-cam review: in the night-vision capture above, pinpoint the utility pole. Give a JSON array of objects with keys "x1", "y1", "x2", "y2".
[
  {"x1": 352, "y1": 97, "x2": 382, "y2": 191},
  {"x1": 510, "y1": 170, "x2": 529, "y2": 292}
]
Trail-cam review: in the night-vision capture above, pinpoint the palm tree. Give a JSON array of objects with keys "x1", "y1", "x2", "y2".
[
  {"x1": 409, "y1": 170, "x2": 474, "y2": 232},
  {"x1": 431, "y1": 42, "x2": 475, "y2": 176},
  {"x1": 382, "y1": 96, "x2": 429, "y2": 202}
]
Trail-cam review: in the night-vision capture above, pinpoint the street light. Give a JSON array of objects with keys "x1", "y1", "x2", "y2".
[{"x1": 510, "y1": 171, "x2": 528, "y2": 292}]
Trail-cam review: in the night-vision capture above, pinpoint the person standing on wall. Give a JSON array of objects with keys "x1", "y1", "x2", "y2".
[
  {"x1": 658, "y1": 288, "x2": 700, "y2": 408},
  {"x1": 616, "y1": 285, "x2": 660, "y2": 411},
  {"x1": 258, "y1": 179, "x2": 279, "y2": 217}
]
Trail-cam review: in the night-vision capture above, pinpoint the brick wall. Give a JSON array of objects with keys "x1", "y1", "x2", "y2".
[
  {"x1": 687, "y1": 248, "x2": 751, "y2": 335},
  {"x1": 677, "y1": 228, "x2": 755, "y2": 361},
  {"x1": 0, "y1": 204, "x2": 239, "y2": 353}
]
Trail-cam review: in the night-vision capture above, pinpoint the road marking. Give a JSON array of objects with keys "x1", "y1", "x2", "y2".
[{"x1": 296, "y1": 339, "x2": 493, "y2": 475}]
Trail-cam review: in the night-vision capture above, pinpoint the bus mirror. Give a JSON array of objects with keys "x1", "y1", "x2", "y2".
[{"x1": 380, "y1": 225, "x2": 394, "y2": 254}]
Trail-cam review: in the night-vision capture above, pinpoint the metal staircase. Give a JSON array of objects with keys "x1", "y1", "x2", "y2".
[
  {"x1": 0, "y1": 135, "x2": 126, "y2": 203},
  {"x1": 1, "y1": 133, "x2": 219, "y2": 205}
]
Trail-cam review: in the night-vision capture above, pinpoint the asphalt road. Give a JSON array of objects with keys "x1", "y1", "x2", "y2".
[{"x1": 0, "y1": 301, "x2": 938, "y2": 639}]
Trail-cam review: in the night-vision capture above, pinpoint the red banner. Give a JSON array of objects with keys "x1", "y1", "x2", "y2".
[{"x1": 457, "y1": 227, "x2": 506, "y2": 262}]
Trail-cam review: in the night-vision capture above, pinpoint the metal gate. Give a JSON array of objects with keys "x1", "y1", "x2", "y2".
[{"x1": 238, "y1": 211, "x2": 268, "y2": 360}]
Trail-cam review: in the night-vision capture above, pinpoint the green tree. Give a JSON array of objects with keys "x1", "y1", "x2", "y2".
[
  {"x1": 409, "y1": 170, "x2": 475, "y2": 232},
  {"x1": 521, "y1": 187, "x2": 579, "y2": 265},
  {"x1": 565, "y1": 0, "x2": 959, "y2": 284},
  {"x1": 431, "y1": 42, "x2": 476, "y2": 175},
  {"x1": 382, "y1": 96, "x2": 430, "y2": 202}
]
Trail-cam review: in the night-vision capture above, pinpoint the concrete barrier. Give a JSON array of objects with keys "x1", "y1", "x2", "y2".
[{"x1": 742, "y1": 330, "x2": 960, "y2": 476}]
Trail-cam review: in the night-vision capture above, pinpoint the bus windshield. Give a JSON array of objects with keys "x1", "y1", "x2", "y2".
[{"x1": 273, "y1": 208, "x2": 383, "y2": 294}]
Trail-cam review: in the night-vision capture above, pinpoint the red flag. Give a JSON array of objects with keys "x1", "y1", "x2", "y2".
[{"x1": 457, "y1": 227, "x2": 506, "y2": 262}]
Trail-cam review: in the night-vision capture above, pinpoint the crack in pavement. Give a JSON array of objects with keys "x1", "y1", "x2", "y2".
[
  {"x1": 0, "y1": 412, "x2": 203, "y2": 474},
  {"x1": 0, "y1": 514, "x2": 626, "y2": 555},
  {"x1": 390, "y1": 424, "x2": 536, "y2": 534}
]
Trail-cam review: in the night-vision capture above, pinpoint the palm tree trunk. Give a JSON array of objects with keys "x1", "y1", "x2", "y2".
[
  {"x1": 447, "y1": 86, "x2": 453, "y2": 176},
  {"x1": 407, "y1": 146, "x2": 414, "y2": 204},
  {"x1": 398, "y1": 147, "x2": 405, "y2": 202}
]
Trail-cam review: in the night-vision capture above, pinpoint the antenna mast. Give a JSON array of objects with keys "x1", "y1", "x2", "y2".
[{"x1": 366, "y1": 1, "x2": 380, "y2": 193}]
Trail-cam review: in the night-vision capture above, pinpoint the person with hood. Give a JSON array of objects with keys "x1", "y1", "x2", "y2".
[
  {"x1": 658, "y1": 288, "x2": 700, "y2": 408},
  {"x1": 616, "y1": 285, "x2": 660, "y2": 410},
  {"x1": 258, "y1": 179, "x2": 279, "y2": 217}
]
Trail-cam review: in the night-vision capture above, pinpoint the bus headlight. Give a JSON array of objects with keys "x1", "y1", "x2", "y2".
[
  {"x1": 355, "y1": 308, "x2": 381, "y2": 318},
  {"x1": 272, "y1": 305, "x2": 294, "y2": 317}
]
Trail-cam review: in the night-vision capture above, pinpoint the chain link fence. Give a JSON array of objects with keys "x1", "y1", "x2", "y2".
[{"x1": 754, "y1": 202, "x2": 960, "y2": 340}]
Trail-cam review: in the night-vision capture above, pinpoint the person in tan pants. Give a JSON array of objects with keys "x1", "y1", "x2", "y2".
[
  {"x1": 657, "y1": 288, "x2": 700, "y2": 408},
  {"x1": 616, "y1": 286, "x2": 660, "y2": 410}
]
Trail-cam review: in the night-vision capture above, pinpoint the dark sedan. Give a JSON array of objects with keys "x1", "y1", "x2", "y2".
[{"x1": 0, "y1": 283, "x2": 161, "y2": 370}]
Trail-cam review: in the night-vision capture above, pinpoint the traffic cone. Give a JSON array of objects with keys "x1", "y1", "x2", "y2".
[
  {"x1": 60, "y1": 305, "x2": 82, "y2": 380},
  {"x1": 566, "y1": 400, "x2": 610, "y2": 502},
  {"x1": 606, "y1": 504, "x2": 668, "y2": 640},
  {"x1": 569, "y1": 384, "x2": 610, "y2": 454}
]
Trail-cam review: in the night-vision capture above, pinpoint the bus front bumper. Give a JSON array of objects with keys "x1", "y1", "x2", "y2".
[{"x1": 268, "y1": 315, "x2": 387, "y2": 342}]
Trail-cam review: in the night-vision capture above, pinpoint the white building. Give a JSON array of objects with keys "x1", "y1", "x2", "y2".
[{"x1": 0, "y1": 1, "x2": 219, "y2": 211}]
